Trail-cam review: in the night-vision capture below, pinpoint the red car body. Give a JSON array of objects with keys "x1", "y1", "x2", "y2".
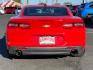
[{"x1": 6, "y1": 5, "x2": 86, "y2": 57}]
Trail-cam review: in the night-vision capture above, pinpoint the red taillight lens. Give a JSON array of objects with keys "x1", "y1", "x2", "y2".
[
  {"x1": 19, "y1": 24, "x2": 30, "y2": 28},
  {"x1": 8, "y1": 23, "x2": 18, "y2": 27},
  {"x1": 63, "y1": 23, "x2": 73, "y2": 28},
  {"x1": 8, "y1": 23, "x2": 30, "y2": 28},
  {"x1": 63, "y1": 23, "x2": 84, "y2": 28},
  {"x1": 74, "y1": 23, "x2": 84, "y2": 27}
]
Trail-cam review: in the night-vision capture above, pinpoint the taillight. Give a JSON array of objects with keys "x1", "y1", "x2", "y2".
[
  {"x1": 63, "y1": 23, "x2": 84, "y2": 28},
  {"x1": 74, "y1": 23, "x2": 84, "y2": 27},
  {"x1": 19, "y1": 24, "x2": 30, "y2": 28},
  {"x1": 8, "y1": 23, "x2": 18, "y2": 27},
  {"x1": 8, "y1": 23, "x2": 30, "y2": 28},
  {"x1": 63, "y1": 23, "x2": 73, "y2": 28}
]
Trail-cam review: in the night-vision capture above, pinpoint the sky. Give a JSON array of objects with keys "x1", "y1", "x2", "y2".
[
  {"x1": 27, "y1": 0, "x2": 83, "y2": 5},
  {"x1": 0, "y1": 0, "x2": 93, "y2": 5},
  {"x1": 23, "y1": 0, "x2": 93, "y2": 5}
]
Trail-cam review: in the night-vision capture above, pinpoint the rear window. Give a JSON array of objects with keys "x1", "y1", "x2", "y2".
[{"x1": 24, "y1": 7, "x2": 69, "y2": 16}]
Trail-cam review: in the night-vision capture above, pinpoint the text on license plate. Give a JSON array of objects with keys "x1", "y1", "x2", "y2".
[{"x1": 39, "y1": 36, "x2": 55, "y2": 45}]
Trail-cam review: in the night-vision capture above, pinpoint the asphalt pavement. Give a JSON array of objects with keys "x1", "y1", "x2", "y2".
[{"x1": 0, "y1": 14, "x2": 93, "y2": 70}]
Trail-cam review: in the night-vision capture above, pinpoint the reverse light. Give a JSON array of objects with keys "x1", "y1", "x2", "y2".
[
  {"x1": 8, "y1": 23, "x2": 30, "y2": 28},
  {"x1": 74, "y1": 23, "x2": 84, "y2": 27},
  {"x1": 19, "y1": 24, "x2": 30, "y2": 28},
  {"x1": 63, "y1": 23, "x2": 84, "y2": 28},
  {"x1": 8, "y1": 23, "x2": 18, "y2": 27},
  {"x1": 63, "y1": 23, "x2": 73, "y2": 28}
]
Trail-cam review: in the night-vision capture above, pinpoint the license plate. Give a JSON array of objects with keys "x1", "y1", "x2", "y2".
[{"x1": 39, "y1": 36, "x2": 55, "y2": 45}]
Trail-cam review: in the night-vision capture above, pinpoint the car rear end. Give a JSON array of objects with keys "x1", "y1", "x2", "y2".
[{"x1": 6, "y1": 5, "x2": 86, "y2": 57}]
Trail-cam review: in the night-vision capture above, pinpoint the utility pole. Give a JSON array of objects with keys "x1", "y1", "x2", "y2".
[{"x1": 83, "y1": 0, "x2": 84, "y2": 4}]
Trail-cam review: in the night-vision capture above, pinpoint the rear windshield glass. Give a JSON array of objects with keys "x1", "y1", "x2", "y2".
[{"x1": 24, "y1": 7, "x2": 69, "y2": 16}]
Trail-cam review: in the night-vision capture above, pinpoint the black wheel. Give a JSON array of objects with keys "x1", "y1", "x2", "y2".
[
  {"x1": 8, "y1": 54, "x2": 15, "y2": 59},
  {"x1": 70, "y1": 48, "x2": 85, "y2": 57},
  {"x1": 7, "y1": 50, "x2": 14, "y2": 59}
]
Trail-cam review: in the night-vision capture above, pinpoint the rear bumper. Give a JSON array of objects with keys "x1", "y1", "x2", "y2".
[{"x1": 8, "y1": 46, "x2": 84, "y2": 55}]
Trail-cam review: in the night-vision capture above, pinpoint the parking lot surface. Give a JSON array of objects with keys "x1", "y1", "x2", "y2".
[{"x1": 0, "y1": 14, "x2": 93, "y2": 70}]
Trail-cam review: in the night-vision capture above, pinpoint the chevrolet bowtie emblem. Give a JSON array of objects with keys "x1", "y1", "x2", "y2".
[{"x1": 42, "y1": 24, "x2": 50, "y2": 28}]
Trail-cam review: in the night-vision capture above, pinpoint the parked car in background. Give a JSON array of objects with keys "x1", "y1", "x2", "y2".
[
  {"x1": 75, "y1": 4, "x2": 85, "y2": 17},
  {"x1": 6, "y1": 4, "x2": 86, "y2": 58},
  {"x1": 80, "y1": 2, "x2": 93, "y2": 18},
  {"x1": 0, "y1": 8, "x2": 5, "y2": 15}
]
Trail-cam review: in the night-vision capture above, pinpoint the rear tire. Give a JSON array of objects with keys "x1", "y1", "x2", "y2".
[{"x1": 7, "y1": 50, "x2": 14, "y2": 59}]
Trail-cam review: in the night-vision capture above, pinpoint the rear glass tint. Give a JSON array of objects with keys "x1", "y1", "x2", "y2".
[{"x1": 24, "y1": 7, "x2": 69, "y2": 16}]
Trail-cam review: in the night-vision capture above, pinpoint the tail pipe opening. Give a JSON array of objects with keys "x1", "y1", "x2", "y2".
[
  {"x1": 70, "y1": 49, "x2": 79, "y2": 56},
  {"x1": 15, "y1": 50, "x2": 22, "y2": 56}
]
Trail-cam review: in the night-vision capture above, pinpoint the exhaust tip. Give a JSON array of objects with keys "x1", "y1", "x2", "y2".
[
  {"x1": 15, "y1": 50, "x2": 22, "y2": 57},
  {"x1": 70, "y1": 49, "x2": 78, "y2": 57}
]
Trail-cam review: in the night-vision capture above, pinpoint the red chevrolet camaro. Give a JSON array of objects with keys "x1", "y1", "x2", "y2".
[{"x1": 6, "y1": 4, "x2": 86, "y2": 58}]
